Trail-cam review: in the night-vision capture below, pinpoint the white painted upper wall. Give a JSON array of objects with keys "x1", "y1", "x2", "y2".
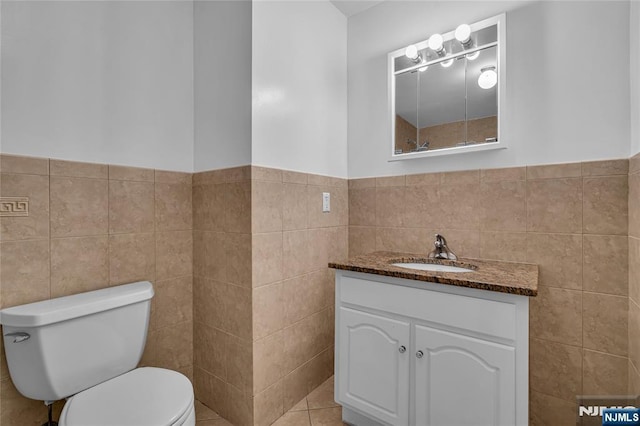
[
  {"x1": 631, "y1": 0, "x2": 640, "y2": 156},
  {"x1": 1, "y1": 1, "x2": 194, "y2": 172},
  {"x1": 194, "y1": 0, "x2": 252, "y2": 172},
  {"x1": 251, "y1": 0, "x2": 348, "y2": 178},
  {"x1": 347, "y1": 1, "x2": 632, "y2": 178}
]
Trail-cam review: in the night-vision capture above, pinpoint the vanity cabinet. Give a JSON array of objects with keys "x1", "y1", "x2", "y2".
[{"x1": 334, "y1": 271, "x2": 529, "y2": 426}]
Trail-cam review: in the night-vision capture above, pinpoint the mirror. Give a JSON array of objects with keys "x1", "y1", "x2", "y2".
[{"x1": 389, "y1": 14, "x2": 505, "y2": 160}]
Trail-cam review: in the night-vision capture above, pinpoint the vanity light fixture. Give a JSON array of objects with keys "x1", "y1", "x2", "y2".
[
  {"x1": 428, "y1": 33, "x2": 446, "y2": 57},
  {"x1": 404, "y1": 45, "x2": 422, "y2": 63},
  {"x1": 478, "y1": 66, "x2": 497, "y2": 89}
]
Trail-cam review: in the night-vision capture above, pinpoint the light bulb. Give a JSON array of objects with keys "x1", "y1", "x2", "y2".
[
  {"x1": 405, "y1": 45, "x2": 422, "y2": 63},
  {"x1": 440, "y1": 59, "x2": 454, "y2": 68},
  {"x1": 428, "y1": 34, "x2": 444, "y2": 54},
  {"x1": 405, "y1": 45, "x2": 419, "y2": 60},
  {"x1": 466, "y1": 50, "x2": 480, "y2": 61},
  {"x1": 455, "y1": 24, "x2": 471, "y2": 44},
  {"x1": 478, "y1": 66, "x2": 497, "y2": 89}
]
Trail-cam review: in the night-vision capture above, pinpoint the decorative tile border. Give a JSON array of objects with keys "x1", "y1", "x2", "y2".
[{"x1": 0, "y1": 197, "x2": 29, "y2": 217}]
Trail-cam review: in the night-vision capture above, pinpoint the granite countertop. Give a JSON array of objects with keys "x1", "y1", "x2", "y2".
[{"x1": 329, "y1": 251, "x2": 538, "y2": 296}]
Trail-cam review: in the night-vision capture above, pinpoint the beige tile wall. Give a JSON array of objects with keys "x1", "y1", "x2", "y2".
[
  {"x1": 629, "y1": 153, "x2": 640, "y2": 395},
  {"x1": 0, "y1": 154, "x2": 193, "y2": 425},
  {"x1": 192, "y1": 166, "x2": 254, "y2": 426},
  {"x1": 192, "y1": 166, "x2": 347, "y2": 426},
  {"x1": 349, "y1": 159, "x2": 630, "y2": 424}
]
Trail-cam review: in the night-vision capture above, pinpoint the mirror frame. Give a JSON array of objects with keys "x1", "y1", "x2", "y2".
[{"x1": 388, "y1": 13, "x2": 506, "y2": 161}]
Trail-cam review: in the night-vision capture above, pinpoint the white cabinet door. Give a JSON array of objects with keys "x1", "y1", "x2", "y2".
[
  {"x1": 414, "y1": 324, "x2": 515, "y2": 426},
  {"x1": 337, "y1": 307, "x2": 411, "y2": 426}
]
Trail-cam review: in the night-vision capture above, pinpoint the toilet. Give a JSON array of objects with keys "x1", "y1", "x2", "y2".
[{"x1": 0, "y1": 281, "x2": 195, "y2": 426}]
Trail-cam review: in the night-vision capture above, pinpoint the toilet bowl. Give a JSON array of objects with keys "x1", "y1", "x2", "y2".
[
  {"x1": 0, "y1": 281, "x2": 194, "y2": 426},
  {"x1": 59, "y1": 367, "x2": 195, "y2": 426}
]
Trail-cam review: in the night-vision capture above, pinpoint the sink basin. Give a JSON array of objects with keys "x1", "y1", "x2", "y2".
[{"x1": 391, "y1": 263, "x2": 474, "y2": 273}]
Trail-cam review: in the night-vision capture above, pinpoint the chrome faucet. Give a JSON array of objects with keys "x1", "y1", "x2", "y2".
[{"x1": 428, "y1": 234, "x2": 458, "y2": 260}]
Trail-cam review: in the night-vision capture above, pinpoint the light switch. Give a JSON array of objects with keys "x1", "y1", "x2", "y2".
[{"x1": 322, "y1": 192, "x2": 330, "y2": 213}]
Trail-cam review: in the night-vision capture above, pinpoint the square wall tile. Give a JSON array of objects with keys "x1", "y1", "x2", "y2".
[
  {"x1": 529, "y1": 391, "x2": 576, "y2": 426},
  {"x1": 348, "y1": 226, "x2": 376, "y2": 257},
  {"x1": 109, "y1": 233, "x2": 155, "y2": 285},
  {"x1": 252, "y1": 180, "x2": 283, "y2": 233},
  {"x1": 50, "y1": 176, "x2": 108, "y2": 237},
  {"x1": 530, "y1": 338, "x2": 582, "y2": 402},
  {"x1": 479, "y1": 180, "x2": 526, "y2": 232},
  {"x1": 193, "y1": 184, "x2": 224, "y2": 232},
  {"x1": 583, "y1": 176, "x2": 628, "y2": 235},
  {"x1": 530, "y1": 285, "x2": 582, "y2": 346},
  {"x1": 147, "y1": 321, "x2": 193, "y2": 370},
  {"x1": 526, "y1": 178, "x2": 582, "y2": 233},
  {"x1": 283, "y1": 183, "x2": 309, "y2": 231},
  {"x1": 0, "y1": 239, "x2": 49, "y2": 308},
  {"x1": 526, "y1": 233, "x2": 582, "y2": 290},
  {"x1": 193, "y1": 277, "x2": 226, "y2": 329},
  {"x1": 51, "y1": 236, "x2": 109, "y2": 298},
  {"x1": 583, "y1": 235, "x2": 628, "y2": 296},
  {"x1": 151, "y1": 276, "x2": 193, "y2": 330},
  {"x1": 0, "y1": 173, "x2": 49, "y2": 241},
  {"x1": 375, "y1": 186, "x2": 406, "y2": 228},
  {"x1": 583, "y1": 292, "x2": 628, "y2": 357},
  {"x1": 283, "y1": 347, "x2": 333, "y2": 412},
  {"x1": 479, "y1": 232, "x2": 527, "y2": 262},
  {"x1": 109, "y1": 180, "x2": 154, "y2": 234},
  {"x1": 156, "y1": 230, "x2": 193, "y2": 281},
  {"x1": 583, "y1": 349, "x2": 628, "y2": 395},
  {"x1": 155, "y1": 182, "x2": 193, "y2": 231}
]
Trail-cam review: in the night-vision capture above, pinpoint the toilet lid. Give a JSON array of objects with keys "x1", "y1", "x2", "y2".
[{"x1": 60, "y1": 367, "x2": 194, "y2": 426}]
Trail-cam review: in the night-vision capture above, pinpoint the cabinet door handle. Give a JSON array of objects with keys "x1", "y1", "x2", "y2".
[
  {"x1": 416, "y1": 350, "x2": 424, "y2": 359},
  {"x1": 398, "y1": 345, "x2": 406, "y2": 353}
]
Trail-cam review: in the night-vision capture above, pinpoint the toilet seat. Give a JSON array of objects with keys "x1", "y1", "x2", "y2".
[{"x1": 59, "y1": 367, "x2": 194, "y2": 426}]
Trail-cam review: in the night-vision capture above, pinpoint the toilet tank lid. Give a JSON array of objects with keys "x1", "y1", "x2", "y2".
[{"x1": 0, "y1": 282, "x2": 154, "y2": 328}]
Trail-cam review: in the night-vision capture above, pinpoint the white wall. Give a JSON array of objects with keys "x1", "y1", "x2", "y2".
[
  {"x1": 631, "y1": 0, "x2": 640, "y2": 156},
  {"x1": 347, "y1": 1, "x2": 631, "y2": 178},
  {"x1": 194, "y1": 0, "x2": 252, "y2": 172},
  {"x1": 1, "y1": 1, "x2": 194, "y2": 172},
  {"x1": 251, "y1": 0, "x2": 348, "y2": 178}
]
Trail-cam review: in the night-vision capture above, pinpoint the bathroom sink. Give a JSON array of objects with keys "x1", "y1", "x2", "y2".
[{"x1": 391, "y1": 262, "x2": 474, "y2": 273}]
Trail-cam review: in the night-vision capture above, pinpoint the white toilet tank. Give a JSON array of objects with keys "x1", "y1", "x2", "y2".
[{"x1": 0, "y1": 281, "x2": 154, "y2": 401}]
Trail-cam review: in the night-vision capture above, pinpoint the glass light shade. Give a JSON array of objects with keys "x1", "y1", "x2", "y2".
[
  {"x1": 478, "y1": 67, "x2": 497, "y2": 89},
  {"x1": 455, "y1": 24, "x2": 471, "y2": 44},
  {"x1": 440, "y1": 59, "x2": 454, "y2": 68},
  {"x1": 466, "y1": 50, "x2": 480, "y2": 61},
  {"x1": 405, "y1": 45, "x2": 419, "y2": 61},
  {"x1": 428, "y1": 34, "x2": 444, "y2": 52}
]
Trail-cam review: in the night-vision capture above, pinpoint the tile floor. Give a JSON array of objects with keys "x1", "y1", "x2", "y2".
[{"x1": 195, "y1": 376, "x2": 347, "y2": 426}]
